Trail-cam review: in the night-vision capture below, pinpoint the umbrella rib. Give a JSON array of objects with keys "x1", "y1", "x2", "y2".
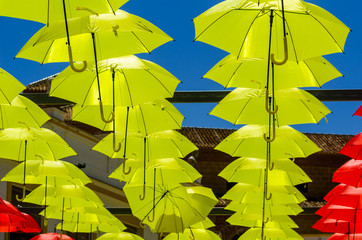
[
  {"x1": 131, "y1": 32, "x2": 151, "y2": 54},
  {"x1": 303, "y1": 61, "x2": 322, "y2": 88},
  {"x1": 234, "y1": 97, "x2": 252, "y2": 125},
  {"x1": 138, "y1": 105, "x2": 149, "y2": 135},
  {"x1": 236, "y1": 9, "x2": 264, "y2": 59},
  {"x1": 105, "y1": 0, "x2": 116, "y2": 14},
  {"x1": 232, "y1": 138, "x2": 245, "y2": 157},
  {"x1": 145, "y1": 69, "x2": 174, "y2": 97},
  {"x1": 307, "y1": 12, "x2": 345, "y2": 53},
  {"x1": 0, "y1": 89, "x2": 11, "y2": 105},
  {"x1": 41, "y1": 40, "x2": 55, "y2": 65},
  {"x1": 299, "y1": 99, "x2": 319, "y2": 124},
  {"x1": 80, "y1": 76, "x2": 97, "y2": 108},
  {"x1": 225, "y1": 61, "x2": 243, "y2": 88}
]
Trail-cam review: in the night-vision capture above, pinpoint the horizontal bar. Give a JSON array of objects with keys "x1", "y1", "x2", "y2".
[{"x1": 22, "y1": 89, "x2": 362, "y2": 105}]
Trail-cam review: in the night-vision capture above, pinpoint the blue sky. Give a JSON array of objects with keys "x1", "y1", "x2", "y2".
[{"x1": 0, "y1": 0, "x2": 361, "y2": 135}]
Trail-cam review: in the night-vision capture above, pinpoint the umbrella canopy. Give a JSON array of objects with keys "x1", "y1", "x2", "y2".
[
  {"x1": 17, "y1": 10, "x2": 173, "y2": 64},
  {"x1": 109, "y1": 157, "x2": 201, "y2": 183},
  {"x1": 203, "y1": 55, "x2": 342, "y2": 89},
  {"x1": 124, "y1": 183, "x2": 217, "y2": 233},
  {"x1": 16, "y1": 213, "x2": 42, "y2": 233},
  {"x1": 71, "y1": 99, "x2": 183, "y2": 133},
  {"x1": 193, "y1": 0, "x2": 349, "y2": 61},
  {"x1": 0, "y1": 0, "x2": 128, "y2": 24},
  {"x1": 0, "y1": 95, "x2": 50, "y2": 129},
  {"x1": 0, "y1": 127, "x2": 77, "y2": 161},
  {"x1": 96, "y1": 232, "x2": 143, "y2": 240},
  {"x1": 238, "y1": 227, "x2": 303, "y2": 240},
  {"x1": 93, "y1": 130, "x2": 197, "y2": 160},
  {"x1": 164, "y1": 228, "x2": 221, "y2": 240},
  {"x1": 333, "y1": 159, "x2": 362, "y2": 186},
  {"x1": 2, "y1": 160, "x2": 91, "y2": 185},
  {"x1": 354, "y1": 105, "x2": 362, "y2": 117},
  {"x1": 226, "y1": 202, "x2": 303, "y2": 216},
  {"x1": 219, "y1": 157, "x2": 311, "y2": 186},
  {"x1": 51, "y1": 56, "x2": 180, "y2": 108},
  {"x1": 225, "y1": 183, "x2": 302, "y2": 195},
  {"x1": 313, "y1": 218, "x2": 356, "y2": 234},
  {"x1": 0, "y1": 212, "x2": 27, "y2": 232},
  {"x1": 30, "y1": 233, "x2": 74, "y2": 240},
  {"x1": 210, "y1": 88, "x2": 330, "y2": 126},
  {"x1": 0, "y1": 68, "x2": 25, "y2": 104},
  {"x1": 215, "y1": 125, "x2": 320, "y2": 159},
  {"x1": 329, "y1": 233, "x2": 362, "y2": 240},
  {"x1": 339, "y1": 133, "x2": 362, "y2": 160},
  {"x1": 23, "y1": 184, "x2": 104, "y2": 208},
  {"x1": 57, "y1": 220, "x2": 125, "y2": 233},
  {"x1": 227, "y1": 214, "x2": 298, "y2": 229}
]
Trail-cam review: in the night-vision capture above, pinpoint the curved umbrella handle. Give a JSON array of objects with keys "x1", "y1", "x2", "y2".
[
  {"x1": 264, "y1": 217, "x2": 269, "y2": 223},
  {"x1": 263, "y1": 121, "x2": 276, "y2": 143},
  {"x1": 265, "y1": 89, "x2": 278, "y2": 114},
  {"x1": 139, "y1": 221, "x2": 146, "y2": 228},
  {"x1": 76, "y1": 7, "x2": 99, "y2": 16},
  {"x1": 99, "y1": 101, "x2": 114, "y2": 123},
  {"x1": 139, "y1": 184, "x2": 146, "y2": 200},
  {"x1": 285, "y1": 153, "x2": 295, "y2": 162},
  {"x1": 268, "y1": 160, "x2": 275, "y2": 171},
  {"x1": 271, "y1": 37, "x2": 288, "y2": 65},
  {"x1": 68, "y1": 45, "x2": 87, "y2": 72},
  {"x1": 112, "y1": 132, "x2": 121, "y2": 152},
  {"x1": 16, "y1": 186, "x2": 26, "y2": 202},
  {"x1": 122, "y1": 159, "x2": 131, "y2": 175},
  {"x1": 266, "y1": 192, "x2": 272, "y2": 200},
  {"x1": 147, "y1": 209, "x2": 155, "y2": 222}
]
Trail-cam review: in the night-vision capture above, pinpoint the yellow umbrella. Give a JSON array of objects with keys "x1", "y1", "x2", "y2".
[
  {"x1": 227, "y1": 214, "x2": 298, "y2": 229},
  {"x1": 16, "y1": 10, "x2": 173, "y2": 69},
  {"x1": 164, "y1": 228, "x2": 221, "y2": 240},
  {"x1": 193, "y1": 0, "x2": 349, "y2": 62},
  {"x1": 0, "y1": 96, "x2": 50, "y2": 129},
  {"x1": 96, "y1": 232, "x2": 144, "y2": 240},
  {"x1": 209, "y1": 87, "x2": 330, "y2": 126},
  {"x1": 203, "y1": 55, "x2": 342, "y2": 89},
  {"x1": 0, "y1": 68, "x2": 25, "y2": 104},
  {"x1": 238, "y1": 227, "x2": 303, "y2": 240},
  {"x1": 215, "y1": 125, "x2": 320, "y2": 159}
]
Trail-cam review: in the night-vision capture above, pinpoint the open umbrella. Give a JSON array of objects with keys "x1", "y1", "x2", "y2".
[
  {"x1": 16, "y1": 10, "x2": 173, "y2": 71},
  {"x1": 215, "y1": 125, "x2": 320, "y2": 159},
  {"x1": 164, "y1": 228, "x2": 221, "y2": 240},
  {"x1": 193, "y1": 0, "x2": 349, "y2": 62},
  {"x1": 339, "y1": 133, "x2": 362, "y2": 160},
  {"x1": 30, "y1": 233, "x2": 74, "y2": 240},
  {"x1": 238, "y1": 227, "x2": 303, "y2": 240},
  {"x1": 96, "y1": 232, "x2": 143, "y2": 240},
  {"x1": 124, "y1": 181, "x2": 217, "y2": 233},
  {"x1": 203, "y1": 55, "x2": 342, "y2": 89},
  {"x1": 0, "y1": 95, "x2": 50, "y2": 129},
  {"x1": 227, "y1": 214, "x2": 298, "y2": 229},
  {"x1": 333, "y1": 159, "x2": 362, "y2": 186},
  {"x1": 0, "y1": 68, "x2": 25, "y2": 104},
  {"x1": 209, "y1": 87, "x2": 330, "y2": 126}
]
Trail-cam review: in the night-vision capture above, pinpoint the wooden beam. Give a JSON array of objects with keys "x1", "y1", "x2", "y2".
[{"x1": 22, "y1": 89, "x2": 362, "y2": 105}]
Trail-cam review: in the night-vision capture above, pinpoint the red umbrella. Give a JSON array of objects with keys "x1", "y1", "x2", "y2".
[
  {"x1": 339, "y1": 133, "x2": 362, "y2": 160},
  {"x1": 313, "y1": 217, "x2": 352, "y2": 233},
  {"x1": 0, "y1": 212, "x2": 27, "y2": 232},
  {"x1": 316, "y1": 205, "x2": 362, "y2": 223},
  {"x1": 17, "y1": 213, "x2": 42, "y2": 233},
  {"x1": 325, "y1": 184, "x2": 362, "y2": 202},
  {"x1": 333, "y1": 160, "x2": 362, "y2": 187},
  {"x1": 30, "y1": 233, "x2": 74, "y2": 240},
  {"x1": 354, "y1": 105, "x2": 362, "y2": 117},
  {"x1": 329, "y1": 233, "x2": 362, "y2": 240}
]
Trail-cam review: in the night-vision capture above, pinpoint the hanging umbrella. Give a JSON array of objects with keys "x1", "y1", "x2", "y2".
[
  {"x1": 193, "y1": 0, "x2": 349, "y2": 62},
  {"x1": 163, "y1": 228, "x2": 221, "y2": 240},
  {"x1": 219, "y1": 157, "x2": 311, "y2": 186},
  {"x1": 124, "y1": 181, "x2": 217, "y2": 233},
  {"x1": 93, "y1": 130, "x2": 197, "y2": 160},
  {"x1": 96, "y1": 232, "x2": 143, "y2": 240},
  {"x1": 51, "y1": 56, "x2": 180, "y2": 110},
  {"x1": 324, "y1": 184, "x2": 362, "y2": 202},
  {"x1": 203, "y1": 55, "x2": 342, "y2": 89},
  {"x1": 333, "y1": 159, "x2": 362, "y2": 186},
  {"x1": 339, "y1": 133, "x2": 362, "y2": 160},
  {"x1": 0, "y1": 212, "x2": 28, "y2": 232},
  {"x1": 227, "y1": 214, "x2": 298, "y2": 229},
  {"x1": 0, "y1": 68, "x2": 25, "y2": 104},
  {"x1": 0, "y1": 127, "x2": 77, "y2": 161},
  {"x1": 71, "y1": 99, "x2": 183, "y2": 134},
  {"x1": 313, "y1": 218, "x2": 355, "y2": 234},
  {"x1": 16, "y1": 213, "x2": 42, "y2": 233},
  {"x1": 23, "y1": 183, "x2": 104, "y2": 208},
  {"x1": 226, "y1": 201, "x2": 303, "y2": 216},
  {"x1": 109, "y1": 157, "x2": 201, "y2": 183},
  {"x1": 215, "y1": 125, "x2": 320, "y2": 159},
  {"x1": 238, "y1": 227, "x2": 303, "y2": 240},
  {"x1": 57, "y1": 220, "x2": 125, "y2": 234},
  {"x1": 329, "y1": 233, "x2": 362, "y2": 240},
  {"x1": 209, "y1": 87, "x2": 330, "y2": 126},
  {"x1": 224, "y1": 182, "x2": 302, "y2": 196},
  {"x1": 30, "y1": 233, "x2": 74, "y2": 240},
  {"x1": 16, "y1": 10, "x2": 173, "y2": 70},
  {"x1": 0, "y1": 95, "x2": 50, "y2": 129},
  {"x1": 354, "y1": 105, "x2": 362, "y2": 117}
]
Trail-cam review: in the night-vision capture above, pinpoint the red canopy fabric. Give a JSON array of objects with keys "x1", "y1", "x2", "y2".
[
  {"x1": 339, "y1": 134, "x2": 362, "y2": 160},
  {"x1": 313, "y1": 218, "x2": 352, "y2": 233},
  {"x1": 30, "y1": 233, "x2": 75, "y2": 240},
  {"x1": 354, "y1": 105, "x2": 362, "y2": 117},
  {"x1": 17, "y1": 213, "x2": 42, "y2": 233},
  {"x1": 330, "y1": 233, "x2": 362, "y2": 240}
]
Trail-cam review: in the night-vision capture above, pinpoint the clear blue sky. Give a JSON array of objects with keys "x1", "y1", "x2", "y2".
[{"x1": 0, "y1": 0, "x2": 361, "y2": 135}]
